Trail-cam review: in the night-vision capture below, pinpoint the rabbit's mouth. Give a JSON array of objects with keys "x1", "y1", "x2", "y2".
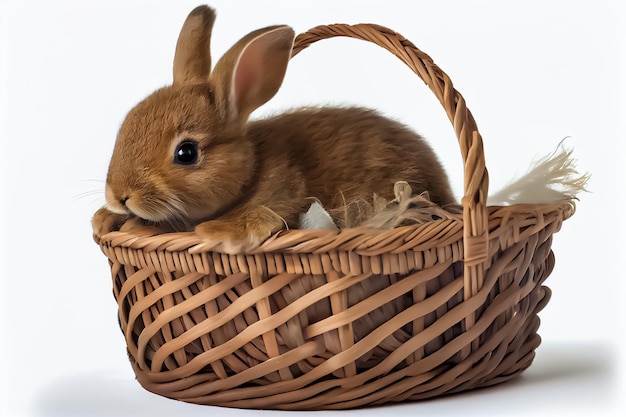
[
  {"x1": 124, "y1": 203, "x2": 167, "y2": 223},
  {"x1": 105, "y1": 185, "x2": 192, "y2": 225},
  {"x1": 127, "y1": 195, "x2": 191, "y2": 224}
]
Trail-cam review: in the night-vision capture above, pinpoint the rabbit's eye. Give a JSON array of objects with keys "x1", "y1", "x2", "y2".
[
  {"x1": 174, "y1": 140, "x2": 198, "y2": 165},
  {"x1": 431, "y1": 214, "x2": 442, "y2": 220}
]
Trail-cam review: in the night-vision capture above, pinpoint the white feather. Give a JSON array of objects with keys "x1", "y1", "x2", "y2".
[
  {"x1": 487, "y1": 140, "x2": 590, "y2": 206},
  {"x1": 299, "y1": 201, "x2": 339, "y2": 230}
]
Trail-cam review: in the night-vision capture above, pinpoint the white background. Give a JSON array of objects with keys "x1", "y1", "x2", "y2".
[{"x1": 1, "y1": 0, "x2": 624, "y2": 416}]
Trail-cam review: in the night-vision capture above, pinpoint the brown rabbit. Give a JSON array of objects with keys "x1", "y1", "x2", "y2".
[{"x1": 92, "y1": 5, "x2": 455, "y2": 251}]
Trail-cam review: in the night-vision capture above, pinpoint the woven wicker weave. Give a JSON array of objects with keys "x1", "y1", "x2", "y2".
[{"x1": 96, "y1": 23, "x2": 575, "y2": 410}]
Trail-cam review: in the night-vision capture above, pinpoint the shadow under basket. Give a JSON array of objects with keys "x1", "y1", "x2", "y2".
[{"x1": 96, "y1": 23, "x2": 576, "y2": 410}]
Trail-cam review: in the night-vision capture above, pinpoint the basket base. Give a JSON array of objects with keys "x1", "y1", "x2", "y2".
[{"x1": 126, "y1": 281, "x2": 550, "y2": 410}]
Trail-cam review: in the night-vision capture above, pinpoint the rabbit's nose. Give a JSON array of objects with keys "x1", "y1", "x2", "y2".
[{"x1": 120, "y1": 196, "x2": 129, "y2": 207}]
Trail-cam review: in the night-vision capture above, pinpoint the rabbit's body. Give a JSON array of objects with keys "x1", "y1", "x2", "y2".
[
  {"x1": 246, "y1": 106, "x2": 454, "y2": 222},
  {"x1": 91, "y1": 5, "x2": 455, "y2": 250}
]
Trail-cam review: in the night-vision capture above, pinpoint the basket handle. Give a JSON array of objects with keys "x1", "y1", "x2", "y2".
[{"x1": 291, "y1": 23, "x2": 490, "y2": 298}]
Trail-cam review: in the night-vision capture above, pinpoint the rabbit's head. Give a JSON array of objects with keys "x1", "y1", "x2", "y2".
[{"x1": 105, "y1": 6, "x2": 294, "y2": 228}]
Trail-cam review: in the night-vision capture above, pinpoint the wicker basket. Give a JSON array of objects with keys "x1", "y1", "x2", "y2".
[{"x1": 96, "y1": 23, "x2": 575, "y2": 410}]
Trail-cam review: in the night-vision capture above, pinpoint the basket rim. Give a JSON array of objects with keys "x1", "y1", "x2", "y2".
[{"x1": 97, "y1": 201, "x2": 574, "y2": 255}]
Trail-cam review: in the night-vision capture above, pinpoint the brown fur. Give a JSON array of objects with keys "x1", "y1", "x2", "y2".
[
  {"x1": 245, "y1": 107, "x2": 455, "y2": 222},
  {"x1": 91, "y1": 5, "x2": 455, "y2": 250}
]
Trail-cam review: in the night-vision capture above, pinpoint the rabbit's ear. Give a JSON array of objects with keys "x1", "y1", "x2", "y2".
[
  {"x1": 211, "y1": 25, "x2": 294, "y2": 123},
  {"x1": 173, "y1": 6, "x2": 216, "y2": 87}
]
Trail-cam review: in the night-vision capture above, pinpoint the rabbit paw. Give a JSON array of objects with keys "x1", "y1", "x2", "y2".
[
  {"x1": 194, "y1": 221, "x2": 267, "y2": 253},
  {"x1": 92, "y1": 207, "x2": 128, "y2": 243},
  {"x1": 92, "y1": 208, "x2": 171, "y2": 243},
  {"x1": 195, "y1": 208, "x2": 286, "y2": 253},
  {"x1": 118, "y1": 216, "x2": 171, "y2": 237}
]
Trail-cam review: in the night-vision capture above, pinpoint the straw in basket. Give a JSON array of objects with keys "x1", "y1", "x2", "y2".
[{"x1": 96, "y1": 22, "x2": 576, "y2": 410}]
